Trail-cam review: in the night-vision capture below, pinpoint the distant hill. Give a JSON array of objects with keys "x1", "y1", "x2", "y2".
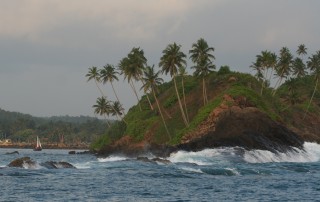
[{"x1": 0, "y1": 108, "x2": 110, "y2": 146}]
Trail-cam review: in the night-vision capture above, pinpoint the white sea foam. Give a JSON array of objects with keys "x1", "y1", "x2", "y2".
[
  {"x1": 74, "y1": 162, "x2": 92, "y2": 169},
  {"x1": 168, "y1": 142, "x2": 320, "y2": 165},
  {"x1": 168, "y1": 149, "x2": 217, "y2": 165},
  {"x1": 97, "y1": 156, "x2": 128, "y2": 163},
  {"x1": 244, "y1": 142, "x2": 320, "y2": 163},
  {"x1": 22, "y1": 161, "x2": 42, "y2": 169},
  {"x1": 179, "y1": 167, "x2": 204, "y2": 174}
]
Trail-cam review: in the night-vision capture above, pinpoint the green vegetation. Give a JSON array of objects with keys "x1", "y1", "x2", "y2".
[
  {"x1": 0, "y1": 109, "x2": 107, "y2": 146},
  {"x1": 86, "y1": 41, "x2": 320, "y2": 151}
]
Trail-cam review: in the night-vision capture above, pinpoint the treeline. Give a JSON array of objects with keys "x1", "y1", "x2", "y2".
[{"x1": 0, "y1": 108, "x2": 107, "y2": 145}]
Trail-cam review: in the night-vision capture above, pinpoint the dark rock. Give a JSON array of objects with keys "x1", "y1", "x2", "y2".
[
  {"x1": 7, "y1": 157, "x2": 36, "y2": 168},
  {"x1": 5, "y1": 151, "x2": 19, "y2": 155},
  {"x1": 68, "y1": 151, "x2": 76, "y2": 154},
  {"x1": 177, "y1": 107, "x2": 304, "y2": 153},
  {"x1": 137, "y1": 156, "x2": 153, "y2": 163},
  {"x1": 76, "y1": 150, "x2": 92, "y2": 155},
  {"x1": 40, "y1": 161, "x2": 76, "y2": 169}
]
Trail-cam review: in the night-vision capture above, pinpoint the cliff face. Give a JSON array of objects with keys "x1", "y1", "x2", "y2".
[{"x1": 178, "y1": 106, "x2": 303, "y2": 153}]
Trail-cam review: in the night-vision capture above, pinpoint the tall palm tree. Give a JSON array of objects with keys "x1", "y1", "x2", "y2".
[
  {"x1": 111, "y1": 101, "x2": 125, "y2": 118},
  {"x1": 100, "y1": 64, "x2": 125, "y2": 115},
  {"x1": 292, "y1": 57, "x2": 307, "y2": 78},
  {"x1": 141, "y1": 65, "x2": 170, "y2": 139},
  {"x1": 93, "y1": 97, "x2": 111, "y2": 127},
  {"x1": 128, "y1": 47, "x2": 154, "y2": 111},
  {"x1": 304, "y1": 51, "x2": 320, "y2": 119},
  {"x1": 189, "y1": 38, "x2": 215, "y2": 105},
  {"x1": 273, "y1": 47, "x2": 293, "y2": 96},
  {"x1": 86, "y1": 66, "x2": 104, "y2": 96},
  {"x1": 159, "y1": 43, "x2": 189, "y2": 127},
  {"x1": 118, "y1": 56, "x2": 142, "y2": 111},
  {"x1": 178, "y1": 66, "x2": 189, "y2": 123},
  {"x1": 297, "y1": 44, "x2": 307, "y2": 61}
]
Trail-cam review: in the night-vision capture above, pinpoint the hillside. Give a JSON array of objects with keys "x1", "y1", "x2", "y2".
[
  {"x1": 92, "y1": 69, "x2": 320, "y2": 154},
  {"x1": 0, "y1": 109, "x2": 108, "y2": 147}
]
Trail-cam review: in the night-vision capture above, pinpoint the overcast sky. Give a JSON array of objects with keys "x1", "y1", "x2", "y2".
[{"x1": 0, "y1": 0, "x2": 319, "y2": 117}]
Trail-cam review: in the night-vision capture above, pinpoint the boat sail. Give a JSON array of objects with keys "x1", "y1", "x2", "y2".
[{"x1": 34, "y1": 136, "x2": 42, "y2": 151}]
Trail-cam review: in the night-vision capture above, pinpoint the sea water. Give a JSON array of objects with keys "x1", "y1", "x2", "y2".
[{"x1": 1, "y1": 142, "x2": 320, "y2": 201}]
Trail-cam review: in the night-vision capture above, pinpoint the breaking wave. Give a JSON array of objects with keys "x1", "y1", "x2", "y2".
[
  {"x1": 168, "y1": 142, "x2": 320, "y2": 165},
  {"x1": 97, "y1": 156, "x2": 128, "y2": 163}
]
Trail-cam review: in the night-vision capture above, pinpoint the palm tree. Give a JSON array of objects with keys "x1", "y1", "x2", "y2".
[
  {"x1": 159, "y1": 43, "x2": 189, "y2": 127},
  {"x1": 128, "y1": 47, "x2": 154, "y2": 111},
  {"x1": 189, "y1": 38, "x2": 215, "y2": 105},
  {"x1": 92, "y1": 97, "x2": 111, "y2": 127},
  {"x1": 100, "y1": 64, "x2": 125, "y2": 115},
  {"x1": 111, "y1": 101, "x2": 125, "y2": 118},
  {"x1": 86, "y1": 66, "x2": 104, "y2": 96},
  {"x1": 178, "y1": 66, "x2": 189, "y2": 123},
  {"x1": 118, "y1": 56, "x2": 142, "y2": 111},
  {"x1": 292, "y1": 57, "x2": 307, "y2": 78},
  {"x1": 273, "y1": 47, "x2": 293, "y2": 96},
  {"x1": 304, "y1": 51, "x2": 320, "y2": 119},
  {"x1": 297, "y1": 44, "x2": 307, "y2": 61},
  {"x1": 141, "y1": 65, "x2": 170, "y2": 139}
]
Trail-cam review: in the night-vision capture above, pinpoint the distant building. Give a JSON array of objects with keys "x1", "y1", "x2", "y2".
[{"x1": 0, "y1": 139, "x2": 12, "y2": 145}]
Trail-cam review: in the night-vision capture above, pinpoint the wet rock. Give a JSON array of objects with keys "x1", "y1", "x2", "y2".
[
  {"x1": 5, "y1": 151, "x2": 19, "y2": 155},
  {"x1": 7, "y1": 157, "x2": 36, "y2": 168},
  {"x1": 68, "y1": 151, "x2": 76, "y2": 154},
  {"x1": 40, "y1": 161, "x2": 76, "y2": 169}
]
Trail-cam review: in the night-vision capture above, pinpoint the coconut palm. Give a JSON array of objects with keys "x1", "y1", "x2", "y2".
[
  {"x1": 118, "y1": 56, "x2": 142, "y2": 111},
  {"x1": 178, "y1": 66, "x2": 189, "y2": 123},
  {"x1": 273, "y1": 47, "x2": 293, "y2": 96},
  {"x1": 159, "y1": 43, "x2": 189, "y2": 127},
  {"x1": 128, "y1": 47, "x2": 154, "y2": 110},
  {"x1": 297, "y1": 44, "x2": 307, "y2": 61},
  {"x1": 100, "y1": 64, "x2": 125, "y2": 115},
  {"x1": 292, "y1": 57, "x2": 307, "y2": 78},
  {"x1": 86, "y1": 66, "x2": 104, "y2": 96},
  {"x1": 111, "y1": 101, "x2": 125, "y2": 118},
  {"x1": 141, "y1": 65, "x2": 170, "y2": 139},
  {"x1": 92, "y1": 97, "x2": 111, "y2": 127},
  {"x1": 189, "y1": 38, "x2": 215, "y2": 105},
  {"x1": 304, "y1": 51, "x2": 320, "y2": 119}
]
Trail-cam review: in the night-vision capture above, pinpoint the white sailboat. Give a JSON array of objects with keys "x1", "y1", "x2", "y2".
[{"x1": 33, "y1": 136, "x2": 42, "y2": 151}]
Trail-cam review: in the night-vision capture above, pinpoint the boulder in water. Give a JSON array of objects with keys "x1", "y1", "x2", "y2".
[
  {"x1": 40, "y1": 161, "x2": 76, "y2": 169},
  {"x1": 5, "y1": 151, "x2": 19, "y2": 155},
  {"x1": 7, "y1": 157, "x2": 36, "y2": 168}
]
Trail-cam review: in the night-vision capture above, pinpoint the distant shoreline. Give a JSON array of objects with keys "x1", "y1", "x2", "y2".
[{"x1": 0, "y1": 144, "x2": 89, "y2": 150}]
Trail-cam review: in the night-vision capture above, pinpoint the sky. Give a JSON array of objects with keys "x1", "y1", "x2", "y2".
[{"x1": 0, "y1": 0, "x2": 320, "y2": 117}]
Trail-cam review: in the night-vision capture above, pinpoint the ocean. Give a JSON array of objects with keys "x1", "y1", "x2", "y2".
[{"x1": 1, "y1": 142, "x2": 320, "y2": 201}]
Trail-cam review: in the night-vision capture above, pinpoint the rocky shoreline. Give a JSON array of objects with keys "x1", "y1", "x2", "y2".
[{"x1": 96, "y1": 103, "x2": 306, "y2": 158}]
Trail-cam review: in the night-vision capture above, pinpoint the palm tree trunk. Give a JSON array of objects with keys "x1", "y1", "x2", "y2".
[
  {"x1": 95, "y1": 79, "x2": 105, "y2": 97},
  {"x1": 103, "y1": 114, "x2": 111, "y2": 127},
  {"x1": 110, "y1": 81, "x2": 126, "y2": 116},
  {"x1": 139, "y1": 78, "x2": 154, "y2": 111},
  {"x1": 272, "y1": 68, "x2": 286, "y2": 96},
  {"x1": 204, "y1": 78, "x2": 209, "y2": 104},
  {"x1": 303, "y1": 78, "x2": 318, "y2": 120},
  {"x1": 202, "y1": 78, "x2": 206, "y2": 105},
  {"x1": 181, "y1": 76, "x2": 189, "y2": 123},
  {"x1": 173, "y1": 75, "x2": 189, "y2": 127},
  {"x1": 152, "y1": 88, "x2": 171, "y2": 140},
  {"x1": 130, "y1": 80, "x2": 142, "y2": 111}
]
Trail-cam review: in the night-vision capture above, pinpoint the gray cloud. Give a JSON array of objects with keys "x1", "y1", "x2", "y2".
[{"x1": 0, "y1": 0, "x2": 319, "y2": 117}]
